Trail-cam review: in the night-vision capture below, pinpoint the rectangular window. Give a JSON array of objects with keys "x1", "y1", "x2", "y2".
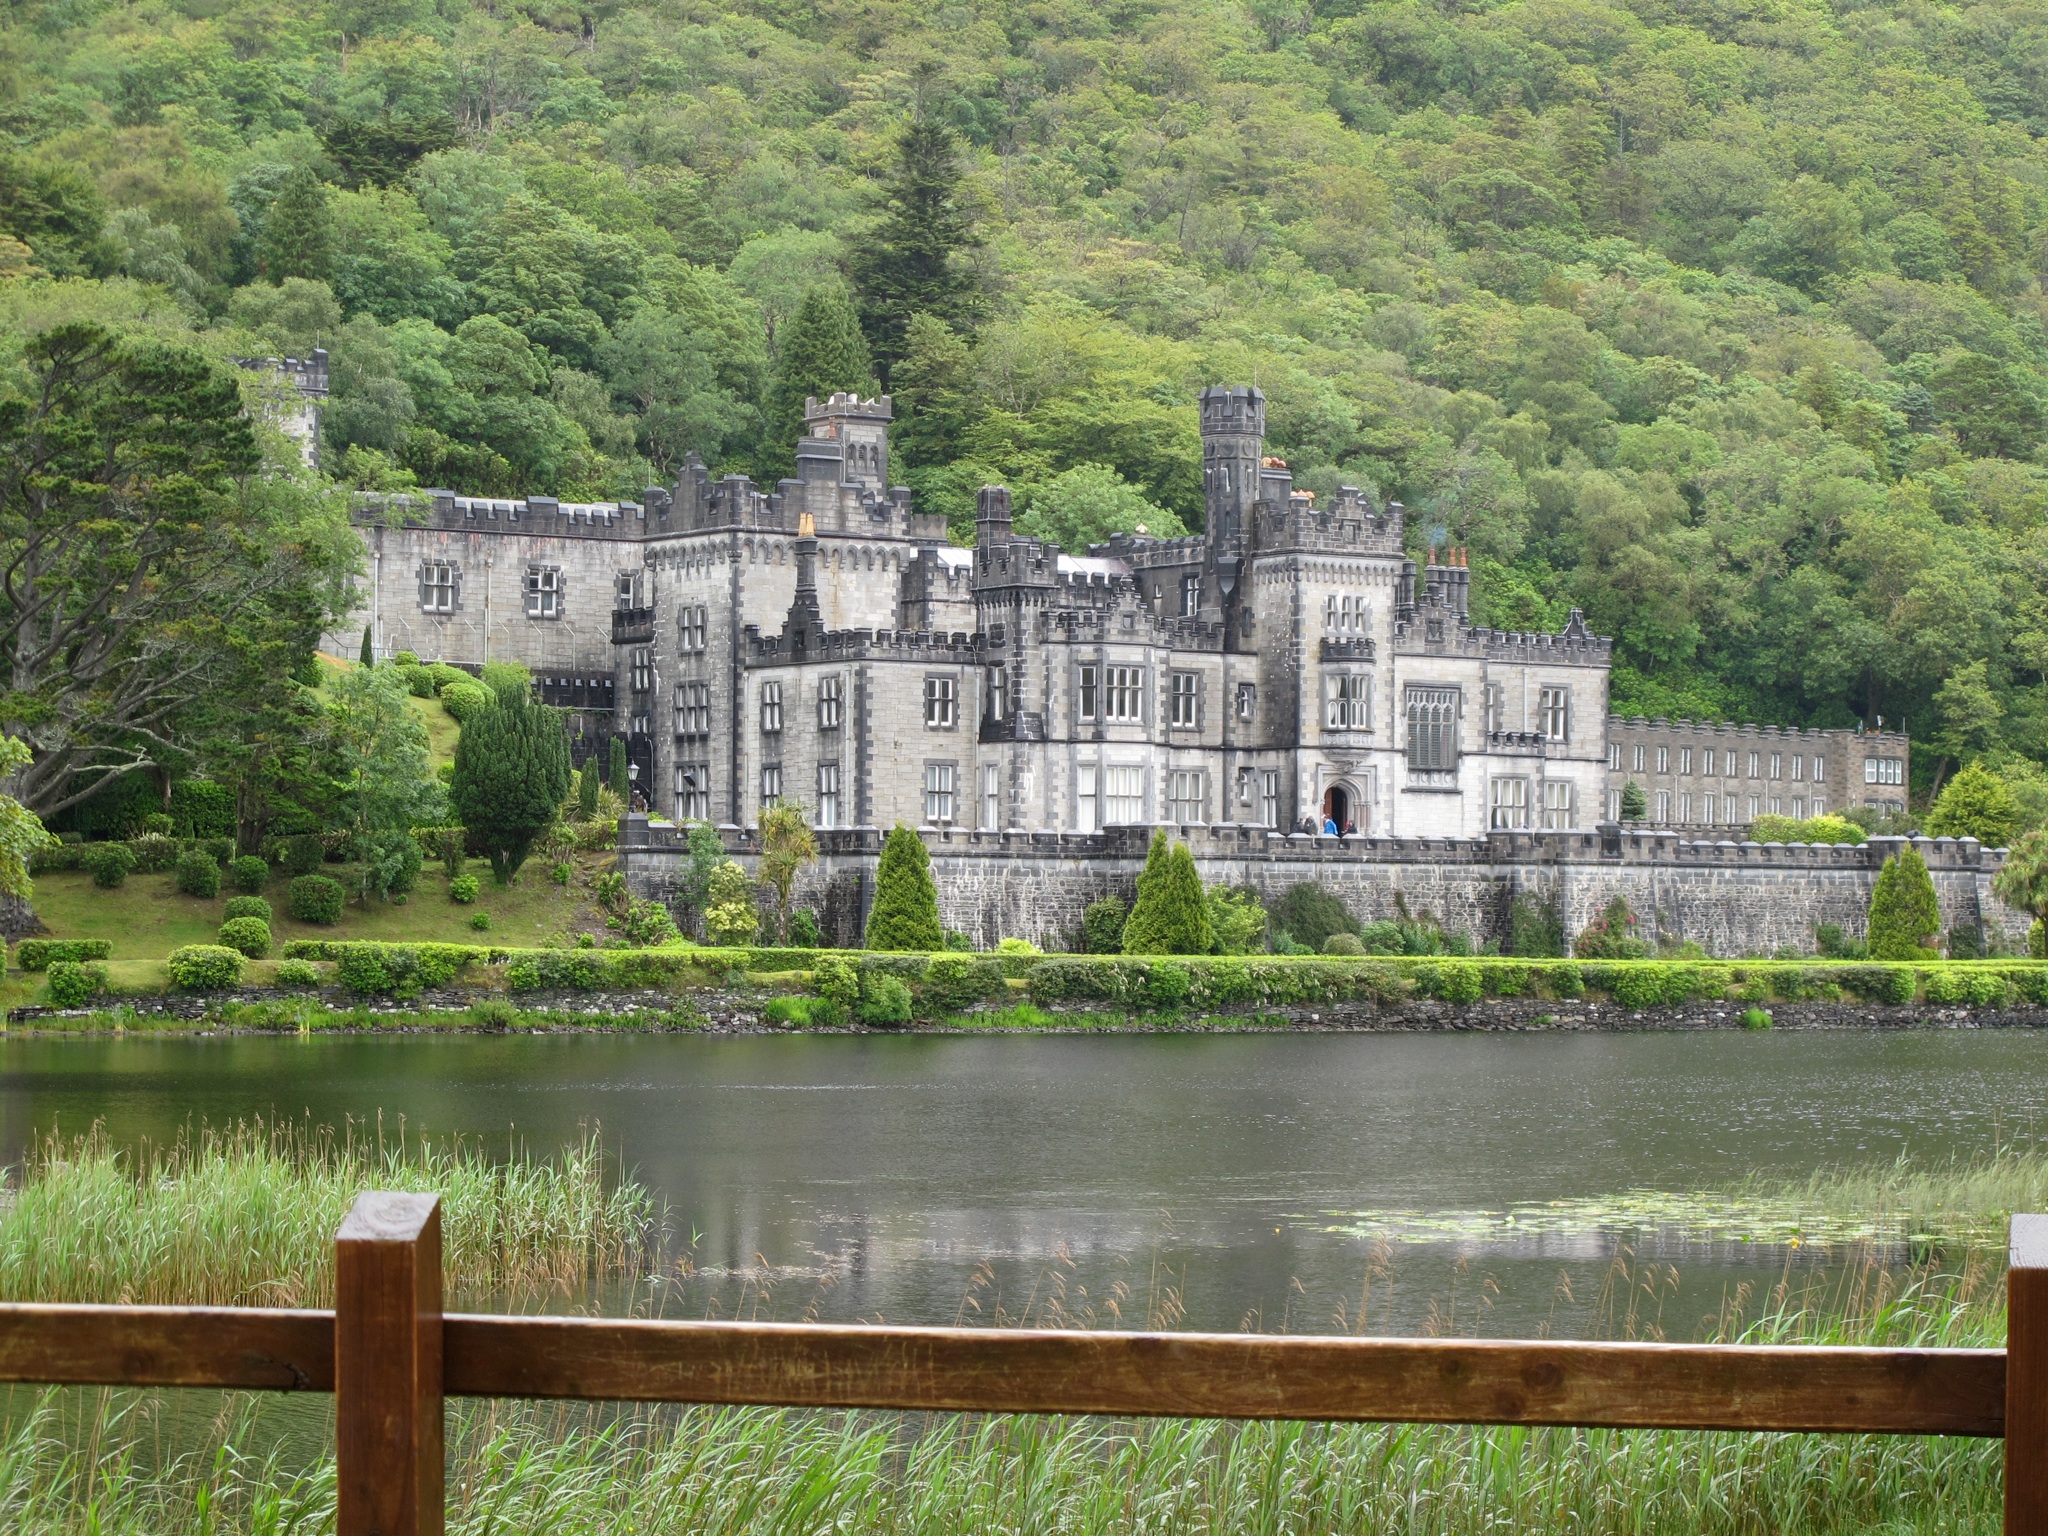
[
  {"x1": 1680, "y1": 792, "x2": 1692, "y2": 822},
  {"x1": 981, "y1": 764, "x2": 1000, "y2": 829},
  {"x1": 1236, "y1": 683, "x2": 1257, "y2": 722},
  {"x1": 1769, "y1": 795, "x2": 1782, "y2": 816},
  {"x1": 1542, "y1": 780, "x2": 1573, "y2": 830},
  {"x1": 1769, "y1": 752, "x2": 1782, "y2": 779},
  {"x1": 1486, "y1": 682, "x2": 1505, "y2": 734},
  {"x1": 1076, "y1": 763, "x2": 1098, "y2": 832},
  {"x1": 1703, "y1": 795, "x2": 1716, "y2": 828},
  {"x1": 1791, "y1": 754, "x2": 1804, "y2": 781},
  {"x1": 1747, "y1": 794, "x2": 1760, "y2": 820},
  {"x1": 1865, "y1": 757, "x2": 1904, "y2": 786},
  {"x1": 924, "y1": 674, "x2": 957, "y2": 728},
  {"x1": 1104, "y1": 667, "x2": 1143, "y2": 722},
  {"x1": 986, "y1": 665, "x2": 1007, "y2": 723},
  {"x1": 1405, "y1": 687, "x2": 1458, "y2": 771},
  {"x1": 678, "y1": 606, "x2": 708, "y2": 652},
  {"x1": 924, "y1": 762, "x2": 956, "y2": 823},
  {"x1": 1077, "y1": 665, "x2": 1098, "y2": 721},
  {"x1": 1180, "y1": 574, "x2": 1200, "y2": 617},
  {"x1": 817, "y1": 762, "x2": 841, "y2": 828},
  {"x1": 1812, "y1": 796, "x2": 1825, "y2": 816},
  {"x1": 760, "y1": 682, "x2": 783, "y2": 734},
  {"x1": 675, "y1": 763, "x2": 710, "y2": 822},
  {"x1": 1105, "y1": 766, "x2": 1145, "y2": 824},
  {"x1": 1748, "y1": 751, "x2": 1761, "y2": 778},
  {"x1": 760, "y1": 764, "x2": 782, "y2": 807},
  {"x1": 675, "y1": 682, "x2": 710, "y2": 736},
  {"x1": 1680, "y1": 747, "x2": 1693, "y2": 775},
  {"x1": 1489, "y1": 776, "x2": 1529, "y2": 830},
  {"x1": 1609, "y1": 743, "x2": 1622, "y2": 771},
  {"x1": 1260, "y1": 770, "x2": 1281, "y2": 829},
  {"x1": 1326, "y1": 675, "x2": 1371, "y2": 730},
  {"x1": 630, "y1": 649, "x2": 652, "y2": 694},
  {"x1": 524, "y1": 564, "x2": 562, "y2": 618},
  {"x1": 419, "y1": 561, "x2": 459, "y2": 614},
  {"x1": 1168, "y1": 769, "x2": 1204, "y2": 824},
  {"x1": 1701, "y1": 749, "x2": 1716, "y2": 775},
  {"x1": 1813, "y1": 756, "x2": 1825, "y2": 782},
  {"x1": 615, "y1": 572, "x2": 640, "y2": 608},
  {"x1": 817, "y1": 675, "x2": 843, "y2": 729},
  {"x1": 1540, "y1": 688, "x2": 1569, "y2": 742},
  {"x1": 629, "y1": 711, "x2": 650, "y2": 737},
  {"x1": 1656, "y1": 746, "x2": 1669, "y2": 773},
  {"x1": 1606, "y1": 788, "x2": 1622, "y2": 820},
  {"x1": 1655, "y1": 789, "x2": 1670, "y2": 821},
  {"x1": 1792, "y1": 796, "x2": 1806, "y2": 818},
  {"x1": 1632, "y1": 745, "x2": 1646, "y2": 773},
  {"x1": 1170, "y1": 671, "x2": 1200, "y2": 728},
  {"x1": 1726, "y1": 794, "x2": 1739, "y2": 824}
]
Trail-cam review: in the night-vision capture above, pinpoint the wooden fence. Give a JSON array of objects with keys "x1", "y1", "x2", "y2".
[{"x1": 0, "y1": 1193, "x2": 2042, "y2": 1534}]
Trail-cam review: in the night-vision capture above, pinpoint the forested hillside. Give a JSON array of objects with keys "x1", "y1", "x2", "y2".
[{"x1": 3, "y1": 0, "x2": 2047, "y2": 801}]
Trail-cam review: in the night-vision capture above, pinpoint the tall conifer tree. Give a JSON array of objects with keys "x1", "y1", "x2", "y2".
[
  {"x1": 852, "y1": 116, "x2": 981, "y2": 382},
  {"x1": 761, "y1": 285, "x2": 873, "y2": 478},
  {"x1": 257, "y1": 165, "x2": 332, "y2": 283},
  {"x1": 865, "y1": 822, "x2": 942, "y2": 950},
  {"x1": 450, "y1": 696, "x2": 572, "y2": 884}
]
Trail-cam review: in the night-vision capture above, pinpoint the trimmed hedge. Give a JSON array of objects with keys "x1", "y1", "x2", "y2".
[
  {"x1": 16, "y1": 938, "x2": 113, "y2": 971},
  {"x1": 288, "y1": 875, "x2": 345, "y2": 925},
  {"x1": 216, "y1": 917, "x2": 273, "y2": 958},
  {"x1": 45, "y1": 960, "x2": 108, "y2": 1007},
  {"x1": 222, "y1": 895, "x2": 273, "y2": 924},
  {"x1": 166, "y1": 945, "x2": 246, "y2": 990},
  {"x1": 175, "y1": 848, "x2": 222, "y2": 899}
]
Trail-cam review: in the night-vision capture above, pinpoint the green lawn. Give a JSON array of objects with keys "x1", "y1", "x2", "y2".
[{"x1": 10, "y1": 858, "x2": 611, "y2": 1008}]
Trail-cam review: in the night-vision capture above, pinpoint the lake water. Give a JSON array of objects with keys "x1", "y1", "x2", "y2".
[{"x1": 4, "y1": 1028, "x2": 2045, "y2": 1337}]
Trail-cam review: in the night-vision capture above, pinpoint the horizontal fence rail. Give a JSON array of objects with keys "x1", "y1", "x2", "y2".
[{"x1": 0, "y1": 1194, "x2": 2037, "y2": 1534}]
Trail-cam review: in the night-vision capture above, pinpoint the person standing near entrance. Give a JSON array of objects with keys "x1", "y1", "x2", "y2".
[{"x1": 1322, "y1": 813, "x2": 1338, "y2": 835}]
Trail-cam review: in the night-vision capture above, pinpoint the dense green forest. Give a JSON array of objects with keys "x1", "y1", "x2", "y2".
[{"x1": 3, "y1": 0, "x2": 2047, "y2": 805}]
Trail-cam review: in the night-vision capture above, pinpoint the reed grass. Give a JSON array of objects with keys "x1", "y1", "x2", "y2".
[
  {"x1": 0, "y1": 1119, "x2": 658, "y2": 1308},
  {"x1": 1738, "y1": 1144, "x2": 2048, "y2": 1244}
]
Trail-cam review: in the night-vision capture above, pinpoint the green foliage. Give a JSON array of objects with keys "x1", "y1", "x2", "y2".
[
  {"x1": 1573, "y1": 898, "x2": 1649, "y2": 960},
  {"x1": 1082, "y1": 897, "x2": 1128, "y2": 955},
  {"x1": 449, "y1": 874, "x2": 480, "y2": 904},
  {"x1": 856, "y1": 973, "x2": 914, "y2": 1027},
  {"x1": 1869, "y1": 848, "x2": 1942, "y2": 960},
  {"x1": 1323, "y1": 933, "x2": 1365, "y2": 956},
  {"x1": 756, "y1": 801, "x2": 817, "y2": 943},
  {"x1": 450, "y1": 696, "x2": 573, "y2": 884},
  {"x1": 216, "y1": 917, "x2": 273, "y2": 958},
  {"x1": 1508, "y1": 894, "x2": 1565, "y2": 958},
  {"x1": 788, "y1": 908, "x2": 822, "y2": 948},
  {"x1": 1743, "y1": 1006, "x2": 1774, "y2": 1031},
  {"x1": 166, "y1": 945, "x2": 246, "y2": 991},
  {"x1": 865, "y1": 824, "x2": 942, "y2": 952},
  {"x1": 620, "y1": 899, "x2": 682, "y2": 947},
  {"x1": 257, "y1": 166, "x2": 331, "y2": 283},
  {"x1": 278, "y1": 836, "x2": 325, "y2": 877},
  {"x1": 1619, "y1": 782, "x2": 1648, "y2": 822},
  {"x1": 441, "y1": 681, "x2": 493, "y2": 724},
  {"x1": 1749, "y1": 815, "x2": 1867, "y2": 846},
  {"x1": 44, "y1": 959, "x2": 107, "y2": 1008},
  {"x1": 288, "y1": 874, "x2": 346, "y2": 925},
  {"x1": 576, "y1": 764, "x2": 600, "y2": 821},
  {"x1": 763, "y1": 287, "x2": 873, "y2": 478},
  {"x1": 1205, "y1": 885, "x2": 1267, "y2": 955},
  {"x1": 1270, "y1": 883, "x2": 1357, "y2": 952},
  {"x1": 470, "y1": 912, "x2": 492, "y2": 931},
  {"x1": 15, "y1": 938, "x2": 112, "y2": 971},
  {"x1": 852, "y1": 117, "x2": 982, "y2": 380},
  {"x1": 81, "y1": 843, "x2": 136, "y2": 889},
  {"x1": 608, "y1": 737, "x2": 629, "y2": 802},
  {"x1": 228, "y1": 856, "x2": 270, "y2": 894},
  {"x1": 222, "y1": 896, "x2": 272, "y2": 923},
  {"x1": 127, "y1": 833, "x2": 180, "y2": 872},
  {"x1": 813, "y1": 955, "x2": 859, "y2": 1012},
  {"x1": 1926, "y1": 762, "x2": 2022, "y2": 846},
  {"x1": 703, "y1": 860, "x2": 760, "y2": 946},
  {"x1": 174, "y1": 848, "x2": 222, "y2": 899},
  {"x1": 1120, "y1": 832, "x2": 1214, "y2": 955},
  {"x1": 412, "y1": 827, "x2": 468, "y2": 880}
]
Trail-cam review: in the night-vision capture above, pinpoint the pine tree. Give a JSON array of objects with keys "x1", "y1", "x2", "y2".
[
  {"x1": 1868, "y1": 847, "x2": 1941, "y2": 960},
  {"x1": 359, "y1": 625, "x2": 373, "y2": 667},
  {"x1": 576, "y1": 761, "x2": 600, "y2": 820},
  {"x1": 865, "y1": 822, "x2": 942, "y2": 950},
  {"x1": 1121, "y1": 831, "x2": 1215, "y2": 954},
  {"x1": 1924, "y1": 760, "x2": 2021, "y2": 846},
  {"x1": 761, "y1": 286, "x2": 872, "y2": 479},
  {"x1": 449, "y1": 696, "x2": 572, "y2": 884},
  {"x1": 1619, "y1": 780, "x2": 1646, "y2": 820},
  {"x1": 609, "y1": 736, "x2": 629, "y2": 802},
  {"x1": 851, "y1": 115, "x2": 981, "y2": 382},
  {"x1": 257, "y1": 165, "x2": 332, "y2": 283}
]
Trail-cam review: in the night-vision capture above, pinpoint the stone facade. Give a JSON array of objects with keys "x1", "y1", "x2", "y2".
[
  {"x1": 620, "y1": 816, "x2": 2028, "y2": 958},
  {"x1": 1603, "y1": 716, "x2": 1909, "y2": 827}
]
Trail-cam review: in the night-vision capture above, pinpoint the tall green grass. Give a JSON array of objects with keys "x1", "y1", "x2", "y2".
[
  {"x1": 0, "y1": 1119, "x2": 657, "y2": 1308},
  {"x1": 1741, "y1": 1147, "x2": 2048, "y2": 1244}
]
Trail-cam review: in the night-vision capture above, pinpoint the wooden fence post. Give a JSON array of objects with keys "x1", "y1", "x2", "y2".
[
  {"x1": 336, "y1": 1192, "x2": 444, "y2": 1536},
  {"x1": 2011, "y1": 1215, "x2": 2048, "y2": 1535}
]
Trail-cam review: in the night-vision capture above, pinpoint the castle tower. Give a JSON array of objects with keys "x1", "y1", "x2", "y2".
[
  {"x1": 1199, "y1": 385, "x2": 1264, "y2": 550},
  {"x1": 803, "y1": 393, "x2": 893, "y2": 488}
]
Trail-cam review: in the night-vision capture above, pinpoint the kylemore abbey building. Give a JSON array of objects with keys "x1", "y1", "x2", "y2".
[{"x1": 333, "y1": 386, "x2": 1910, "y2": 840}]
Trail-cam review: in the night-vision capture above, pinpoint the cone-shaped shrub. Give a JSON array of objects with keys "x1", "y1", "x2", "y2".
[
  {"x1": 451, "y1": 697, "x2": 573, "y2": 884},
  {"x1": 1869, "y1": 846, "x2": 1941, "y2": 960},
  {"x1": 1122, "y1": 831, "x2": 1214, "y2": 954},
  {"x1": 865, "y1": 823, "x2": 942, "y2": 950}
]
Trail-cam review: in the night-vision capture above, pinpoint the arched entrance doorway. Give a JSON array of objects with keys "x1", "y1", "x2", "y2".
[{"x1": 1321, "y1": 783, "x2": 1352, "y2": 833}]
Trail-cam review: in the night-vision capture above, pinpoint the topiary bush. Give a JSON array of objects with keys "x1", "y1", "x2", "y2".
[
  {"x1": 1322, "y1": 932, "x2": 1365, "y2": 955},
  {"x1": 1121, "y1": 832, "x2": 1213, "y2": 955},
  {"x1": 174, "y1": 847, "x2": 222, "y2": 899},
  {"x1": 222, "y1": 895, "x2": 272, "y2": 923},
  {"x1": 44, "y1": 960, "x2": 107, "y2": 1008},
  {"x1": 15, "y1": 938, "x2": 113, "y2": 971},
  {"x1": 279, "y1": 835, "x2": 325, "y2": 876},
  {"x1": 275, "y1": 957, "x2": 321, "y2": 990},
  {"x1": 81, "y1": 842, "x2": 137, "y2": 888},
  {"x1": 1869, "y1": 847, "x2": 1941, "y2": 960},
  {"x1": 228, "y1": 855, "x2": 270, "y2": 894},
  {"x1": 127, "y1": 832, "x2": 180, "y2": 871},
  {"x1": 449, "y1": 873, "x2": 480, "y2": 903},
  {"x1": 470, "y1": 911, "x2": 491, "y2": 930},
  {"x1": 166, "y1": 944, "x2": 245, "y2": 990},
  {"x1": 814, "y1": 955, "x2": 859, "y2": 1012},
  {"x1": 289, "y1": 874, "x2": 346, "y2": 925},
  {"x1": 216, "y1": 916, "x2": 272, "y2": 958},
  {"x1": 441, "y1": 679, "x2": 494, "y2": 723}
]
